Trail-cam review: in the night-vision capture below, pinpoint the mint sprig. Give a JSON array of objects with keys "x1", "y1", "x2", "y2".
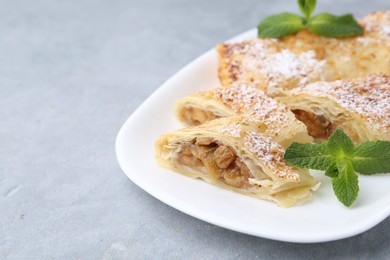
[
  {"x1": 298, "y1": 0, "x2": 316, "y2": 19},
  {"x1": 284, "y1": 129, "x2": 390, "y2": 207},
  {"x1": 258, "y1": 0, "x2": 363, "y2": 38},
  {"x1": 258, "y1": 13, "x2": 304, "y2": 38},
  {"x1": 308, "y1": 13, "x2": 363, "y2": 38},
  {"x1": 352, "y1": 141, "x2": 390, "y2": 175}
]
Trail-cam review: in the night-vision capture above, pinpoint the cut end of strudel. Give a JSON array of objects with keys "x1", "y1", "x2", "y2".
[
  {"x1": 155, "y1": 116, "x2": 320, "y2": 207},
  {"x1": 175, "y1": 85, "x2": 312, "y2": 148},
  {"x1": 217, "y1": 11, "x2": 390, "y2": 94},
  {"x1": 277, "y1": 73, "x2": 390, "y2": 143}
]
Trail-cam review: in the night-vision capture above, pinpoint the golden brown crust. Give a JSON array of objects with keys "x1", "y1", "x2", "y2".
[
  {"x1": 155, "y1": 116, "x2": 320, "y2": 207},
  {"x1": 161, "y1": 116, "x2": 300, "y2": 181},
  {"x1": 175, "y1": 85, "x2": 313, "y2": 147},
  {"x1": 277, "y1": 73, "x2": 390, "y2": 143},
  {"x1": 217, "y1": 11, "x2": 390, "y2": 93}
]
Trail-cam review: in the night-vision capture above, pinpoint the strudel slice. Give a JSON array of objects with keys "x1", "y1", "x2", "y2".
[
  {"x1": 155, "y1": 116, "x2": 320, "y2": 207},
  {"x1": 217, "y1": 11, "x2": 390, "y2": 94},
  {"x1": 175, "y1": 85, "x2": 312, "y2": 147},
  {"x1": 277, "y1": 74, "x2": 390, "y2": 143}
]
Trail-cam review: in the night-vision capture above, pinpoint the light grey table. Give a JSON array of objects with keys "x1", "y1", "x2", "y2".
[{"x1": 1, "y1": 0, "x2": 389, "y2": 258}]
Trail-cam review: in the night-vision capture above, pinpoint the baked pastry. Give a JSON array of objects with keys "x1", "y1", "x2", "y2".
[
  {"x1": 217, "y1": 11, "x2": 390, "y2": 94},
  {"x1": 276, "y1": 73, "x2": 390, "y2": 143},
  {"x1": 175, "y1": 85, "x2": 312, "y2": 147},
  {"x1": 155, "y1": 116, "x2": 320, "y2": 207},
  {"x1": 217, "y1": 39, "x2": 327, "y2": 92}
]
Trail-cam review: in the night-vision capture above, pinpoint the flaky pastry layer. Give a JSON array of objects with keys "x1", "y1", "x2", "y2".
[
  {"x1": 217, "y1": 11, "x2": 390, "y2": 94},
  {"x1": 155, "y1": 116, "x2": 320, "y2": 207},
  {"x1": 175, "y1": 85, "x2": 312, "y2": 147},
  {"x1": 277, "y1": 73, "x2": 390, "y2": 143}
]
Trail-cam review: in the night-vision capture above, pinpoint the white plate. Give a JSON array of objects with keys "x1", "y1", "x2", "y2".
[{"x1": 116, "y1": 29, "x2": 390, "y2": 243}]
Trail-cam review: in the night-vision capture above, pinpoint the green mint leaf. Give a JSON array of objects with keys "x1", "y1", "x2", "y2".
[
  {"x1": 284, "y1": 142, "x2": 333, "y2": 170},
  {"x1": 298, "y1": 0, "x2": 316, "y2": 19},
  {"x1": 258, "y1": 13, "x2": 304, "y2": 38},
  {"x1": 285, "y1": 128, "x2": 390, "y2": 207},
  {"x1": 308, "y1": 13, "x2": 363, "y2": 38},
  {"x1": 332, "y1": 160, "x2": 359, "y2": 207},
  {"x1": 325, "y1": 162, "x2": 339, "y2": 178},
  {"x1": 351, "y1": 141, "x2": 390, "y2": 175},
  {"x1": 327, "y1": 129, "x2": 354, "y2": 158}
]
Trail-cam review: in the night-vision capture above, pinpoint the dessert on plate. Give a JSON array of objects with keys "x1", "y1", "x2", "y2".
[
  {"x1": 217, "y1": 11, "x2": 390, "y2": 94},
  {"x1": 155, "y1": 116, "x2": 320, "y2": 207},
  {"x1": 154, "y1": 9, "x2": 389, "y2": 207}
]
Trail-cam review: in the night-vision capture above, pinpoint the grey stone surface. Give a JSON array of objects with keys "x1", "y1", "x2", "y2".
[{"x1": 0, "y1": 0, "x2": 389, "y2": 258}]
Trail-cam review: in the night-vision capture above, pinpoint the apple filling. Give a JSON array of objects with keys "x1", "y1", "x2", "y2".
[
  {"x1": 292, "y1": 109, "x2": 334, "y2": 139},
  {"x1": 174, "y1": 137, "x2": 258, "y2": 188},
  {"x1": 180, "y1": 107, "x2": 221, "y2": 126}
]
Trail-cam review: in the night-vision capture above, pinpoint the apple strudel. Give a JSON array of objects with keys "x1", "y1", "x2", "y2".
[
  {"x1": 155, "y1": 116, "x2": 320, "y2": 207},
  {"x1": 276, "y1": 73, "x2": 390, "y2": 143},
  {"x1": 175, "y1": 85, "x2": 312, "y2": 147},
  {"x1": 217, "y1": 11, "x2": 390, "y2": 94}
]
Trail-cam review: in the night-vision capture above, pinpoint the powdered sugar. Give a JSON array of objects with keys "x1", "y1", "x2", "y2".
[
  {"x1": 295, "y1": 74, "x2": 390, "y2": 129},
  {"x1": 261, "y1": 50, "x2": 326, "y2": 87},
  {"x1": 214, "y1": 85, "x2": 280, "y2": 114},
  {"x1": 216, "y1": 122, "x2": 241, "y2": 137},
  {"x1": 212, "y1": 85, "x2": 295, "y2": 131},
  {"x1": 244, "y1": 131, "x2": 299, "y2": 181},
  {"x1": 360, "y1": 11, "x2": 390, "y2": 38},
  {"x1": 228, "y1": 40, "x2": 326, "y2": 88},
  {"x1": 356, "y1": 36, "x2": 378, "y2": 45},
  {"x1": 383, "y1": 25, "x2": 390, "y2": 35}
]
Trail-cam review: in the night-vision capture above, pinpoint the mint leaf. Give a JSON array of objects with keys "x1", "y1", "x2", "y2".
[
  {"x1": 284, "y1": 142, "x2": 333, "y2": 170},
  {"x1": 308, "y1": 13, "x2": 363, "y2": 38},
  {"x1": 325, "y1": 162, "x2": 339, "y2": 178},
  {"x1": 327, "y1": 129, "x2": 354, "y2": 157},
  {"x1": 258, "y1": 13, "x2": 304, "y2": 38},
  {"x1": 285, "y1": 129, "x2": 390, "y2": 207},
  {"x1": 351, "y1": 141, "x2": 390, "y2": 175},
  {"x1": 332, "y1": 160, "x2": 359, "y2": 207},
  {"x1": 257, "y1": 2, "x2": 362, "y2": 39},
  {"x1": 298, "y1": 0, "x2": 316, "y2": 19}
]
